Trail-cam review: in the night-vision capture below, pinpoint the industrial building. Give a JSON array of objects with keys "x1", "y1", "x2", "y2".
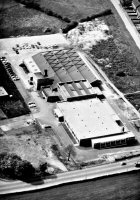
[
  {"x1": 41, "y1": 87, "x2": 60, "y2": 102},
  {"x1": 23, "y1": 48, "x2": 99, "y2": 90},
  {"x1": 23, "y1": 47, "x2": 135, "y2": 149},
  {"x1": 43, "y1": 48, "x2": 97, "y2": 87},
  {"x1": 56, "y1": 98, "x2": 135, "y2": 148}
]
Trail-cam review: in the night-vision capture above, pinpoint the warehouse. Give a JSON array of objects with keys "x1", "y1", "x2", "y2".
[
  {"x1": 56, "y1": 98, "x2": 135, "y2": 148},
  {"x1": 44, "y1": 48, "x2": 97, "y2": 85},
  {"x1": 23, "y1": 47, "x2": 99, "y2": 92}
]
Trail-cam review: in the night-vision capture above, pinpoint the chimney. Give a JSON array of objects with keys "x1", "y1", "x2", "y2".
[{"x1": 44, "y1": 69, "x2": 48, "y2": 77}]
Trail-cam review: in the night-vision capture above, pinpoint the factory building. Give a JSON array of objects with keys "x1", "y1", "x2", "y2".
[
  {"x1": 23, "y1": 47, "x2": 102, "y2": 94},
  {"x1": 56, "y1": 98, "x2": 135, "y2": 148},
  {"x1": 23, "y1": 47, "x2": 136, "y2": 149}
]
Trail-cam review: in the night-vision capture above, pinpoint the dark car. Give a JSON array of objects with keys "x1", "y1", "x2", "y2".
[{"x1": 121, "y1": 162, "x2": 127, "y2": 166}]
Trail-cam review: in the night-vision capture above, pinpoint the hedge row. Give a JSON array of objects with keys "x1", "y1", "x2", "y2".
[
  {"x1": 79, "y1": 9, "x2": 112, "y2": 23},
  {"x1": 62, "y1": 21, "x2": 79, "y2": 34}
]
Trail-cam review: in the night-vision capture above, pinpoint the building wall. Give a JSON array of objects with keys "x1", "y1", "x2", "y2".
[{"x1": 92, "y1": 136, "x2": 135, "y2": 149}]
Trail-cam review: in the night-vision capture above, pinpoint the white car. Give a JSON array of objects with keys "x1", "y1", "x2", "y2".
[{"x1": 28, "y1": 102, "x2": 36, "y2": 108}]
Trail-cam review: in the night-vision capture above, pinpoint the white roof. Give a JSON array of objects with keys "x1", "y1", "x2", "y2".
[
  {"x1": 0, "y1": 87, "x2": 8, "y2": 96},
  {"x1": 23, "y1": 57, "x2": 41, "y2": 74},
  {"x1": 92, "y1": 131, "x2": 135, "y2": 144},
  {"x1": 57, "y1": 98, "x2": 124, "y2": 140},
  {"x1": 54, "y1": 109, "x2": 63, "y2": 117}
]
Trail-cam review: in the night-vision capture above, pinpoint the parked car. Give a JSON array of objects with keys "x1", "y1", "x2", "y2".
[
  {"x1": 121, "y1": 162, "x2": 127, "y2": 166},
  {"x1": 28, "y1": 102, "x2": 36, "y2": 108}
]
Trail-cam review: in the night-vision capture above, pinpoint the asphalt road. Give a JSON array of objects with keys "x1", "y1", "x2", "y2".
[{"x1": 0, "y1": 157, "x2": 140, "y2": 195}]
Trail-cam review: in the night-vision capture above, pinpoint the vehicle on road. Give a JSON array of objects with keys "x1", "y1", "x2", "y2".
[
  {"x1": 121, "y1": 162, "x2": 127, "y2": 166},
  {"x1": 135, "y1": 161, "x2": 140, "y2": 167}
]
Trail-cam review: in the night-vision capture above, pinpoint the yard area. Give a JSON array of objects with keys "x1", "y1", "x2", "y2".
[{"x1": 0, "y1": 124, "x2": 67, "y2": 172}]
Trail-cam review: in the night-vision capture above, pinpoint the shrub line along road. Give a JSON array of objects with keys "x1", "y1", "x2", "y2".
[{"x1": 0, "y1": 157, "x2": 140, "y2": 195}]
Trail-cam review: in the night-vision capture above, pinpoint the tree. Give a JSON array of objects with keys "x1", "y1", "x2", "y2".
[
  {"x1": 64, "y1": 145, "x2": 76, "y2": 161},
  {"x1": 0, "y1": 153, "x2": 21, "y2": 179},
  {"x1": 39, "y1": 162, "x2": 48, "y2": 176},
  {"x1": 0, "y1": 152, "x2": 36, "y2": 180},
  {"x1": 15, "y1": 160, "x2": 35, "y2": 180}
]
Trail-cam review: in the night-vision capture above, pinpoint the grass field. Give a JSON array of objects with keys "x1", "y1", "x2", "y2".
[
  {"x1": 39, "y1": 0, "x2": 110, "y2": 20},
  {"x1": 89, "y1": 13, "x2": 140, "y2": 95},
  {"x1": 0, "y1": 0, "x2": 111, "y2": 38},
  {"x1": 0, "y1": 0, "x2": 63, "y2": 38},
  {"x1": 0, "y1": 61, "x2": 30, "y2": 118}
]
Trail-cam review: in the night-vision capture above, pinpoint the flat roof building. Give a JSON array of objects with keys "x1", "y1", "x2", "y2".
[
  {"x1": 23, "y1": 57, "x2": 41, "y2": 74},
  {"x1": 57, "y1": 98, "x2": 135, "y2": 148}
]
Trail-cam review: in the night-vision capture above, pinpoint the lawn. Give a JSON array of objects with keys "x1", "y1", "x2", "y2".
[
  {"x1": 0, "y1": 0, "x2": 111, "y2": 38},
  {"x1": 0, "y1": 0, "x2": 63, "y2": 38},
  {"x1": 0, "y1": 61, "x2": 30, "y2": 118},
  {"x1": 40, "y1": 0, "x2": 110, "y2": 20}
]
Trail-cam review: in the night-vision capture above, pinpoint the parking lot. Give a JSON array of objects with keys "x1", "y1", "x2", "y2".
[{"x1": 0, "y1": 57, "x2": 20, "y2": 81}]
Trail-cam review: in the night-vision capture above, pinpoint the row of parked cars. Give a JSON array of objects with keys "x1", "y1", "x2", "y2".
[
  {"x1": 0, "y1": 57, "x2": 20, "y2": 81},
  {"x1": 12, "y1": 42, "x2": 58, "y2": 54}
]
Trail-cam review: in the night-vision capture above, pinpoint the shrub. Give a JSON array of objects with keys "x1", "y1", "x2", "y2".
[{"x1": 62, "y1": 21, "x2": 78, "y2": 33}]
